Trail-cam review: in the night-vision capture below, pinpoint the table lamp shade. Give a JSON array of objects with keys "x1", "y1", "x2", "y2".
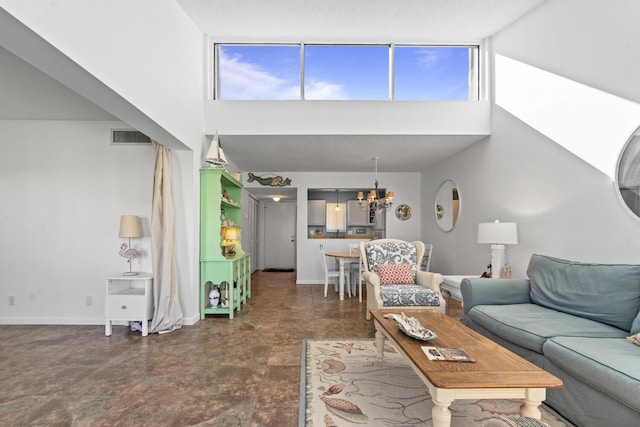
[
  {"x1": 477, "y1": 221, "x2": 518, "y2": 244},
  {"x1": 224, "y1": 228, "x2": 238, "y2": 241},
  {"x1": 119, "y1": 215, "x2": 142, "y2": 238}
]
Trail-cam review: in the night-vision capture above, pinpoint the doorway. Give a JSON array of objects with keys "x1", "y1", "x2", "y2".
[
  {"x1": 263, "y1": 201, "x2": 296, "y2": 270},
  {"x1": 247, "y1": 195, "x2": 260, "y2": 273}
]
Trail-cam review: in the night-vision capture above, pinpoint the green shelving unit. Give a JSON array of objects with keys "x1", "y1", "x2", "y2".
[{"x1": 200, "y1": 168, "x2": 251, "y2": 319}]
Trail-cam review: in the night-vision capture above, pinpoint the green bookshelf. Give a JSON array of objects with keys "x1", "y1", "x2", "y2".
[{"x1": 200, "y1": 168, "x2": 251, "y2": 319}]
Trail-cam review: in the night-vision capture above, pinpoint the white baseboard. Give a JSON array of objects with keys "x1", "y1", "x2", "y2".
[
  {"x1": 182, "y1": 312, "x2": 200, "y2": 325},
  {"x1": 0, "y1": 315, "x2": 200, "y2": 328},
  {"x1": 0, "y1": 316, "x2": 105, "y2": 325}
]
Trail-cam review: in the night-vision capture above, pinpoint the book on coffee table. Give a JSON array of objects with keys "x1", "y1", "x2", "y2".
[{"x1": 422, "y1": 346, "x2": 475, "y2": 362}]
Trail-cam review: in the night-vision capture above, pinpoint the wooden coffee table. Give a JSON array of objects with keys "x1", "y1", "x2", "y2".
[{"x1": 370, "y1": 308, "x2": 563, "y2": 427}]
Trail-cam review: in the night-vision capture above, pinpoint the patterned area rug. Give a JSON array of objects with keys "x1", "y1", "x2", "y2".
[{"x1": 299, "y1": 339, "x2": 573, "y2": 427}]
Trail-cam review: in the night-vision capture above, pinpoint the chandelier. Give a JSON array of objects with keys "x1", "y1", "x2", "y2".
[{"x1": 358, "y1": 157, "x2": 394, "y2": 212}]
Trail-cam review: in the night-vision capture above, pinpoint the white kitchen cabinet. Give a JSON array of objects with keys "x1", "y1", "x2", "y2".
[
  {"x1": 347, "y1": 200, "x2": 369, "y2": 226},
  {"x1": 104, "y1": 273, "x2": 153, "y2": 337},
  {"x1": 308, "y1": 200, "x2": 326, "y2": 226}
]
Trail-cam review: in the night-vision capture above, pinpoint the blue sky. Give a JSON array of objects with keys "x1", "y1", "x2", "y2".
[{"x1": 218, "y1": 45, "x2": 471, "y2": 101}]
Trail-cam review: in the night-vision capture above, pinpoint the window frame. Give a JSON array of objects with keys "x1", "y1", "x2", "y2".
[{"x1": 212, "y1": 42, "x2": 480, "y2": 101}]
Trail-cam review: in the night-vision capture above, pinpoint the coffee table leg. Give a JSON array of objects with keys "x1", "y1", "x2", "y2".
[
  {"x1": 374, "y1": 328, "x2": 386, "y2": 362},
  {"x1": 430, "y1": 388, "x2": 455, "y2": 427},
  {"x1": 520, "y1": 388, "x2": 545, "y2": 419}
]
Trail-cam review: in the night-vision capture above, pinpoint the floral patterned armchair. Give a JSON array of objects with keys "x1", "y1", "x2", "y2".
[{"x1": 360, "y1": 239, "x2": 446, "y2": 320}]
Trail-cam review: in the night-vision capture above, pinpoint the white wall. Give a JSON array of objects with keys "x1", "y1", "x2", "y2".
[
  {"x1": 0, "y1": 120, "x2": 155, "y2": 323},
  {"x1": 245, "y1": 171, "x2": 421, "y2": 284},
  {"x1": 0, "y1": 1, "x2": 207, "y2": 325},
  {"x1": 421, "y1": 0, "x2": 640, "y2": 277},
  {"x1": 0, "y1": 121, "x2": 204, "y2": 325},
  {"x1": 207, "y1": 101, "x2": 490, "y2": 136}
]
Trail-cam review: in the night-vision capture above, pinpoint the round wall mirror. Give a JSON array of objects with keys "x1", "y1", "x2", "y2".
[
  {"x1": 435, "y1": 180, "x2": 460, "y2": 232},
  {"x1": 617, "y1": 127, "x2": 640, "y2": 219},
  {"x1": 395, "y1": 204, "x2": 412, "y2": 220}
]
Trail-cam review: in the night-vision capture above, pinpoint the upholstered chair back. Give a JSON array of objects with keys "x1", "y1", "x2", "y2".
[{"x1": 361, "y1": 239, "x2": 425, "y2": 283}]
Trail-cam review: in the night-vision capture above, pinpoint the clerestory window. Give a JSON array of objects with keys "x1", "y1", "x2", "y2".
[{"x1": 214, "y1": 43, "x2": 478, "y2": 101}]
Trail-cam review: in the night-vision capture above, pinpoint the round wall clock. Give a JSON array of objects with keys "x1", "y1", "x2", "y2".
[{"x1": 395, "y1": 204, "x2": 412, "y2": 220}]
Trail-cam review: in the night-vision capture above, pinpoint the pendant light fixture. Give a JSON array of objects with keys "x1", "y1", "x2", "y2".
[{"x1": 358, "y1": 157, "x2": 394, "y2": 212}]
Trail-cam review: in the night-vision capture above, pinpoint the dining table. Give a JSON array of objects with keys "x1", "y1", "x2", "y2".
[{"x1": 324, "y1": 251, "x2": 362, "y2": 301}]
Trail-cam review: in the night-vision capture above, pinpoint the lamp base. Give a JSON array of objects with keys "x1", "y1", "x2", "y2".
[
  {"x1": 123, "y1": 271, "x2": 139, "y2": 276},
  {"x1": 490, "y1": 244, "x2": 506, "y2": 279}
]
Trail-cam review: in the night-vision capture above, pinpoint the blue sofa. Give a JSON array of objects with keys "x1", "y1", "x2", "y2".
[{"x1": 461, "y1": 254, "x2": 640, "y2": 427}]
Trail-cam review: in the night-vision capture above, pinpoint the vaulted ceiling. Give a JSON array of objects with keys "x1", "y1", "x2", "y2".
[{"x1": 0, "y1": 0, "x2": 548, "y2": 175}]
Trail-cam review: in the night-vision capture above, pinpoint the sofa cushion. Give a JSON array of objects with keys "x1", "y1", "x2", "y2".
[
  {"x1": 527, "y1": 254, "x2": 640, "y2": 332},
  {"x1": 467, "y1": 304, "x2": 628, "y2": 353},
  {"x1": 378, "y1": 263, "x2": 414, "y2": 285},
  {"x1": 543, "y1": 336, "x2": 640, "y2": 412},
  {"x1": 380, "y1": 284, "x2": 440, "y2": 307},
  {"x1": 366, "y1": 241, "x2": 417, "y2": 281}
]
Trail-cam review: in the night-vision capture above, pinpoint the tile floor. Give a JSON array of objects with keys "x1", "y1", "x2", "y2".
[{"x1": 0, "y1": 270, "x2": 463, "y2": 426}]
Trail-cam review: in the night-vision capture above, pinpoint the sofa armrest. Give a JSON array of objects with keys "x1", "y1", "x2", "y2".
[{"x1": 461, "y1": 278, "x2": 531, "y2": 315}]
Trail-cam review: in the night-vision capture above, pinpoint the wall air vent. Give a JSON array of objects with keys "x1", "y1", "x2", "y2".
[{"x1": 111, "y1": 129, "x2": 152, "y2": 145}]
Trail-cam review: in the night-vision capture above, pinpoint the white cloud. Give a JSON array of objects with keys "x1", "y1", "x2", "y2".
[
  {"x1": 219, "y1": 51, "x2": 298, "y2": 100},
  {"x1": 414, "y1": 48, "x2": 453, "y2": 71},
  {"x1": 219, "y1": 50, "x2": 348, "y2": 100},
  {"x1": 304, "y1": 79, "x2": 349, "y2": 100}
]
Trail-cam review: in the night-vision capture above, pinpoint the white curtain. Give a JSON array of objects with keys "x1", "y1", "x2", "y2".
[{"x1": 149, "y1": 141, "x2": 183, "y2": 334}]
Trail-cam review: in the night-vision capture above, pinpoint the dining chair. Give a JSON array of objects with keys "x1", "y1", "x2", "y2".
[
  {"x1": 347, "y1": 243, "x2": 363, "y2": 301},
  {"x1": 421, "y1": 243, "x2": 434, "y2": 271},
  {"x1": 319, "y1": 244, "x2": 351, "y2": 298}
]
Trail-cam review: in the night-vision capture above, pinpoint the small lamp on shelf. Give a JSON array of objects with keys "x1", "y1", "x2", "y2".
[
  {"x1": 477, "y1": 220, "x2": 518, "y2": 278},
  {"x1": 222, "y1": 228, "x2": 238, "y2": 255},
  {"x1": 118, "y1": 215, "x2": 142, "y2": 276}
]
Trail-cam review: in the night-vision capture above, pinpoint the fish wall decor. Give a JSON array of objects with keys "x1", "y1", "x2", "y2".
[{"x1": 247, "y1": 173, "x2": 292, "y2": 187}]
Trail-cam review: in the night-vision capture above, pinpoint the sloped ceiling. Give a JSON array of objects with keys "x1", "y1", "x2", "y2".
[{"x1": 0, "y1": 45, "x2": 115, "y2": 120}]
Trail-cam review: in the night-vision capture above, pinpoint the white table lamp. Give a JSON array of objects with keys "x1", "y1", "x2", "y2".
[
  {"x1": 477, "y1": 220, "x2": 518, "y2": 278},
  {"x1": 119, "y1": 215, "x2": 142, "y2": 275}
]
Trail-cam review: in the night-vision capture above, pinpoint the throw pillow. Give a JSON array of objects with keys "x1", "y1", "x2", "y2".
[
  {"x1": 627, "y1": 333, "x2": 640, "y2": 347},
  {"x1": 378, "y1": 263, "x2": 414, "y2": 285}
]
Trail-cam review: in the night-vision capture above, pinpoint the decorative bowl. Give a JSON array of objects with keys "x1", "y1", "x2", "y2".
[
  {"x1": 398, "y1": 323, "x2": 437, "y2": 341},
  {"x1": 384, "y1": 312, "x2": 437, "y2": 341}
]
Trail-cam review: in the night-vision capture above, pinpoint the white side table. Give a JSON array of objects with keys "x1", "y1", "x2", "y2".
[
  {"x1": 441, "y1": 275, "x2": 476, "y2": 315},
  {"x1": 105, "y1": 273, "x2": 153, "y2": 337}
]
